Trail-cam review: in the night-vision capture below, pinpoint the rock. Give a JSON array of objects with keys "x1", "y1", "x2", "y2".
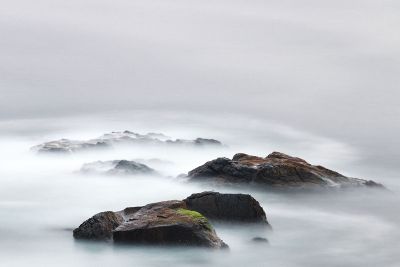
[
  {"x1": 183, "y1": 191, "x2": 269, "y2": 224},
  {"x1": 32, "y1": 139, "x2": 109, "y2": 154},
  {"x1": 188, "y1": 152, "x2": 384, "y2": 189},
  {"x1": 364, "y1": 180, "x2": 384, "y2": 187},
  {"x1": 80, "y1": 160, "x2": 156, "y2": 176},
  {"x1": 111, "y1": 160, "x2": 155, "y2": 175},
  {"x1": 32, "y1": 131, "x2": 222, "y2": 154},
  {"x1": 113, "y1": 201, "x2": 227, "y2": 248},
  {"x1": 73, "y1": 200, "x2": 227, "y2": 248},
  {"x1": 166, "y1": 138, "x2": 222, "y2": 146},
  {"x1": 252, "y1": 237, "x2": 269, "y2": 243},
  {"x1": 73, "y1": 211, "x2": 124, "y2": 240},
  {"x1": 73, "y1": 192, "x2": 269, "y2": 247},
  {"x1": 194, "y1": 138, "x2": 222, "y2": 146}
]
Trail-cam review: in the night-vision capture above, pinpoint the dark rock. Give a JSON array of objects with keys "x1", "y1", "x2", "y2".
[
  {"x1": 252, "y1": 237, "x2": 269, "y2": 243},
  {"x1": 80, "y1": 160, "x2": 156, "y2": 176},
  {"x1": 73, "y1": 200, "x2": 227, "y2": 248},
  {"x1": 194, "y1": 138, "x2": 222, "y2": 146},
  {"x1": 32, "y1": 131, "x2": 223, "y2": 154},
  {"x1": 364, "y1": 180, "x2": 384, "y2": 187},
  {"x1": 73, "y1": 192, "x2": 270, "y2": 246},
  {"x1": 73, "y1": 211, "x2": 124, "y2": 240},
  {"x1": 113, "y1": 200, "x2": 227, "y2": 248},
  {"x1": 110, "y1": 160, "x2": 156, "y2": 175},
  {"x1": 183, "y1": 191, "x2": 269, "y2": 224},
  {"x1": 188, "y1": 152, "x2": 384, "y2": 189}
]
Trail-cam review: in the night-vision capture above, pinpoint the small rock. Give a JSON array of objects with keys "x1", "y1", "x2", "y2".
[
  {"x1": 252, "y1": 237, "x2": 269, "y2": 243},
  {"x1": 80, "y1": 160, "x2": 156, "y2": 176},
  {"x1": 194, "y1": 138, "x2": 222, "y2": 146}
]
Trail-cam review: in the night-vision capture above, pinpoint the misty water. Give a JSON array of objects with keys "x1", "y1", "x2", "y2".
[
  {"x1": 2, "y1": 0, "x2": 400, "y2": 266},
  {"x1": 0, "y1": 112, "x2": 399, "y2": 267}
]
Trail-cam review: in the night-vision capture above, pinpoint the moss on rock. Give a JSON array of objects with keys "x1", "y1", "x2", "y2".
[{"x1": 176, "y1": 208, "x2": 213, "y2": 231}]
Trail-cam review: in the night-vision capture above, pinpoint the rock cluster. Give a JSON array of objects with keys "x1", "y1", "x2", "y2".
[
  {"x1": 188, "y1": 152, "x2": 383, "y2": 189},
  {"x1": 32, "y1": 131, "x2": 222, "y2": 153},
  {"x1": 73, "y1": 192, "x2": 268, "y2": 248}
]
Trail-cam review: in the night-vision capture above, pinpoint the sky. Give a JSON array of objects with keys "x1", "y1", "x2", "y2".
[{"x1": 1, "y1": 0, "x2": 400, "y2": 169}]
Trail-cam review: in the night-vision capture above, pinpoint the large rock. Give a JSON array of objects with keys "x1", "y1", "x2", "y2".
[
  {"x1": 183, "y1": 192, "x2": 269, "y2": 224},
  {"x1": 188, "y1": 152, "x2": 384, "y2": 189},
  {"x1": 113, "y1": 201, "x2": 227, "y2": 248},
  {"x1": 80, "y1": 160, "x2": 156, "y2": 176},
  {"x1": 32, "y1": 131, "x2": 222, "y2": 154},
  {"x1": 73, "y1": 192, "x2": 270, "y2": 247},
  {"x1": 73, "y1": 200, "x2": 227, "y2": 248}
]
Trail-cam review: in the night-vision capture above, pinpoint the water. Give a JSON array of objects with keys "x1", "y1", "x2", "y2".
[
  {"x1": 0, "y1": 112, "x2": 399, "y2": 267},
  {"x1": 1, "y1": 0, "x2": 399, "y2": 265}
]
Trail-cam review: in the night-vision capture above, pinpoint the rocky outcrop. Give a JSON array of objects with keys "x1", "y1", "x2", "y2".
[
  {"x1": 187, "y1": 152, "x2": 384, "y2": 189},
  {"x1": 80, "y1": 160, "x2": 156, "y2": 176},
  {"x1": 32, "y1": 131, "x2": 222, "y2": 153},
  {"x1": 183, "y1": 192, "x2": 268, "y2": 224},
  {"x1": 73, "y1": 192, "x2": 269, "y2": 247}
]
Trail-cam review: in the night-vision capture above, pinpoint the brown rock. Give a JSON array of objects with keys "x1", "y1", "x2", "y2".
[
  {"x1": 73, "y1": 200, "x2": 227, "y2": 248},
  {"x1": 188, "y1": 152, "x2": 384, "y2": 189}
]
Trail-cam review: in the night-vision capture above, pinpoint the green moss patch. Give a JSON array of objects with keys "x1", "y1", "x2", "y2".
[{"x1": 176, "y1": 208, "x2": 213, "y2": 231}]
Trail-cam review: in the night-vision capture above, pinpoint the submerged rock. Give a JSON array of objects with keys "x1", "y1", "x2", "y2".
[
  {"x1": 80, "y1": 160, "x2": 156, "y2": 176},
  {"x1": 252, "y1": 237, "x2": 269, "y2": 243},
  {"x1": 32, "y1": 131, "x2": 222, "y2": 154},
  {"x1": 175, "y1": 138, "x2": 222, "y2": 146},
  {"x1": 183, "y1": 192, "x2": 268, "y2": 224},
  {"x1": 187, "y1": 152, "x2": 384, "y2": 189}
]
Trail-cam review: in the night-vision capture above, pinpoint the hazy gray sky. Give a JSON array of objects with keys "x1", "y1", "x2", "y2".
[{"x1": 1, "y1": 0, "x2": 400, "y2": 167}]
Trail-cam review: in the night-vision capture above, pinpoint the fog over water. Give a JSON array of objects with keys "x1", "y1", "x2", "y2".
[
  {"x1": 1, "y1": 0, "x2": 400, "y2": 266},
  {"x1": 0, "y1": 113, "x2": 399, "y2": 266}
]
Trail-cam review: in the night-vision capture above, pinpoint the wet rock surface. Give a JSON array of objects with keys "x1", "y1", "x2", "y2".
[
  {"x1": 183, "y1": 192, "x2": 268, "y2": 224},
  {"x1": 113, "y1": 200, "x2": 227, "y2": 248},
  {"x1": 73, "y1": 211, "x2": 124, "y2": 240},
  {"x1": 32, "y1": 131, "x2": 222, "y2": 153},
  {"x1": 188, "y1": 152, "x2": 384, "y2": 189},
  {"x1": 80, "y1": 160, "x2": 157, "y2": 176},
  {"x1": 73, "y1": 200, "x2": 227, "y2": 248},
  {"x1": 73, "y1": 192, "x2": 269, "y2": 247}
]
